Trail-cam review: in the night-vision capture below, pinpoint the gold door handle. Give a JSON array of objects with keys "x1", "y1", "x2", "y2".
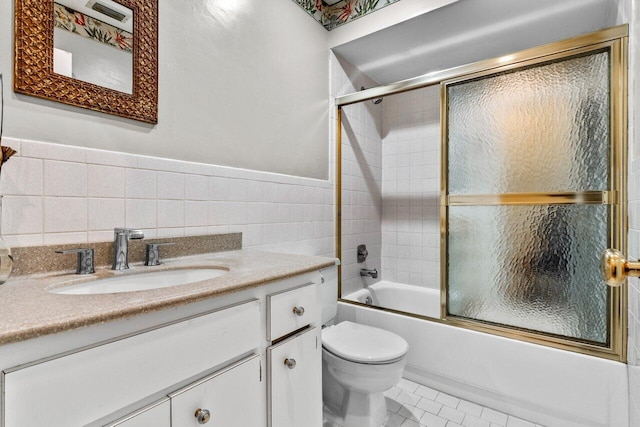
[{"x1": 600, "y1": 249, "x2": 640, "y2": 287}]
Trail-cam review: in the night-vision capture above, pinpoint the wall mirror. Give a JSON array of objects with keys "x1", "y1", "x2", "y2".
[{"x1": 14, "y1": 0, "x2": 158, "y2": 124}]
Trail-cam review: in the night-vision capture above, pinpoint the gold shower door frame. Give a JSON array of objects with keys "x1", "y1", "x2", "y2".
[
  {"x1": 441, "y1": 34, "x2": 628, "y2": 361},
  {"x1": 335, "y1": 25, "x2": 628, "y2": 361}
]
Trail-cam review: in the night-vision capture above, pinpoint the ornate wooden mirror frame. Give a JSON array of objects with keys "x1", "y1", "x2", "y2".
[{"x1": 14, "y1": 0, "x2": 158, "y2": 124}]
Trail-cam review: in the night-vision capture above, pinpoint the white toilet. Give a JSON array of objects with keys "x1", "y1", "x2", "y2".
[{"x1": 320, "y1": 270, "x2": 409, "y2": 427}]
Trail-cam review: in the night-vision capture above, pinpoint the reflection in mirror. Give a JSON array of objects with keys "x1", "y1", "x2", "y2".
[{"x1": 53, "y1": 0, "x2": 134, "y2": 93}]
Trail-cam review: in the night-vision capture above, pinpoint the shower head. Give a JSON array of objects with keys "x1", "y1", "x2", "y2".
[{"x1": 361, "y1": 86, "x2": 383, "y2": 105}]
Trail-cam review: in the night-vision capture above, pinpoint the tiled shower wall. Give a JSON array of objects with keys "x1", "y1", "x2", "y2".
[
  {"x1": 381, "y1": 86, "x2": 440, "y2": 289},
  {"x1": 0, "y1": 137, "x2": 334, "y2": 257},
  {"x1": 331, "y1": 53, "x2": 383, "y2": 297},
  {"x1": 332, "y1": 54, "x2": 442, "y2": 295}
]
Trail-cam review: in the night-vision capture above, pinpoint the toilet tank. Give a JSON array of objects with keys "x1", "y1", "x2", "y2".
[{"x1": 319, "y1": 265, "x2": 338, "y2": 325}]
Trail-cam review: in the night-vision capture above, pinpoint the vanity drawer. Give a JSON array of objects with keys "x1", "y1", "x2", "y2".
[
  {"x1": 2, "y1": 299, "x2": 260, "y2": 427},
  {"x1": 267, "y1": 282, "x2": 317, "y2": 341}
]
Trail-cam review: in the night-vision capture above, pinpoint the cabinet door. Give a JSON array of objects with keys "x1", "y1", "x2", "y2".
[
  {"x1": 268, "y1": 327, "x2": 321, "y2": 427},
  {"x1": 170, "y1": 355, "x2": 265, "y2": 427},
  {"x1": 107, "y1": 399, "x2": 170, "y2": 427}
]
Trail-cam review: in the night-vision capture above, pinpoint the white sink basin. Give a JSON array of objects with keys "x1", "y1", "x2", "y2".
[{"x1": 51, "y1": 268, "x2": 228, "y2": 295}]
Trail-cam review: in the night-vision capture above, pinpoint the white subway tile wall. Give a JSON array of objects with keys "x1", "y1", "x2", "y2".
[
  {"x1": 1, "y1": 195, "x2": 43, "y2": 237},
  {"x1": 0, "y1": 137, "x2": 334, "y2": 257},
  {"x1": 44, "y1": 197, "x2": 88, "y2": 233},
  {"x1": 381, "y1": 86, "x2": 440, "y2": 289},
  {"x1": 0, "y1": 157, "x2": 43, "y2": 196},
  {"x1": 331, "y1": 53, "x2": 383, "y2": 296},
  {"x1": 88, "y1": 165, "x2": 126, "y2": 198},
  {"x1": 44, "y1": 160, "x2": 87, "y2": 197},
  {"x1": 157, "y1": 172, "x2": 185, "y2": 200},
  {"x1": 125, "y1": 199, "x2": 157, "y2": 230}
]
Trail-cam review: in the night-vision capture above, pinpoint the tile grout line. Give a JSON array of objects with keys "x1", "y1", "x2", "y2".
[{"x1": 357, "y1": 378, "x2": 542, "y2": 427}]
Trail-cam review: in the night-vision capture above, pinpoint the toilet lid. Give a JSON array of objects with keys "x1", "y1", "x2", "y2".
[{"x1": 322, "y1": 321, "x2": 408, "y2": 364}]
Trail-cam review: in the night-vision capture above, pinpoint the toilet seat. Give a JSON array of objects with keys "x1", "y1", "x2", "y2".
[{"x1": 322, "y1": 321, "x2": 408, "y2": 364}]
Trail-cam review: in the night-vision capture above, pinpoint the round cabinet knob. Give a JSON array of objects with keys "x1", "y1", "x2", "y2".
[
  {"x1": 284, "y1": 358, "x2": 297, "y2": 369},
  {"x1": 195, "y1": 408, "x2": 211, "y2": 424},
  {"x1": 292, "y1": 306, "x2": 305, "y2": 316}
]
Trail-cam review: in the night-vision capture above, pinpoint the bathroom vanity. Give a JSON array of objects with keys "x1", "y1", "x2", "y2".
[{"x1": 0, "y1": 250, "x2": 337, "y2": 427}]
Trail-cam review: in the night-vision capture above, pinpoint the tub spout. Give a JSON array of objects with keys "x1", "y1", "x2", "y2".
[{"x1": 360, "y1": 268, "x2": 378, "y2": 279}]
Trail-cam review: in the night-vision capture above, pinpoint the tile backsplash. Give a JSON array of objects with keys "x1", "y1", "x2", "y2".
[{"x1": 0, "y1": 137, "x2": 334, "y2": 257}]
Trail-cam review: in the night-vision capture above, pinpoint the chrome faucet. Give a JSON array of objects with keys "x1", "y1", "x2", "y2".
[
  {"x1": 112, "y1": 228, "x2": 144, "y2": 271},
  {"x1": 360, "y1": 268, "x2": 378, "y2": 279}
]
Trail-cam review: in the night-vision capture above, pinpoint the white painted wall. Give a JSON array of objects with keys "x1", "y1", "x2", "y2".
[{"x1": 0, "y1": 0, "x2": 329, "y2": 179}]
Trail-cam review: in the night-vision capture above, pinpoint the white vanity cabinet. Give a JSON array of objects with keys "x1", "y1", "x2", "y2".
[
  {"x1": 267, "y1": 283, "x2": 322, "y2": 427},
  {"x1": 0, "y1": 266, "x2": 332, "y2": 427},
  {"x1": 171, "y1": 355, "x2": 263, "y2": 427},
  {"x1": 3, "y1": 300, "x2": 261, "y2": 427},
  {"x1": 107, "y1": 399, "x2": 170, "y2": 427}
]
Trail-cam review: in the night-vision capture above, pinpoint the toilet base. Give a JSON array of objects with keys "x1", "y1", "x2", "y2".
[
  {"x1": 342, "y1": 390, "x2": 387, "y2": 427},
  {"x1": 321, "y1": 322, "x2": 408, "y2": 427}
]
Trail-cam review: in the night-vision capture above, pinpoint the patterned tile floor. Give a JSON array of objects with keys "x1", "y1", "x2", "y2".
[{"x1": 382, "y1": 378, "x2": 544, "y2": 427}]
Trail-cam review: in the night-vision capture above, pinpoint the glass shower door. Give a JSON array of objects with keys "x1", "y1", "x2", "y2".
[{"x1": 442, "y1": 40, "x2": 627, "y2": 360}]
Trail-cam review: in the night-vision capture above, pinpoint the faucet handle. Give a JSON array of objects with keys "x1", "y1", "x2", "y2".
[
  {"x1": 56, "y1": 248, "x2": 95, "y2": 274},
  {"x1": 145, "y1": 242, "x2": 175, "y2": 266},
  {"x1": 357, "y1": 244, "x2": 369, "y2": 263}
]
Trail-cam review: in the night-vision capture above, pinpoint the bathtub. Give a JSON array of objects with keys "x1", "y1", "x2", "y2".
[
  {"x1": 346, "y1": 281, "x2": 441, "y2": 317},
  {"x1": 340, "y1": 282, "x2": 628, "y2": 427}
]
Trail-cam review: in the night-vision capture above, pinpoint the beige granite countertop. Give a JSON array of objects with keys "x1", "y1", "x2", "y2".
[{"x1": 0, "y1": 250, "x2": 337, "y2": 346}]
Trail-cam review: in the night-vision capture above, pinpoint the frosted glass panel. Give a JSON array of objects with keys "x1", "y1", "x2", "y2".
[
  {"x1": 447, "y1": 204, "x2": 608, "y2": 344},
  {"x1": 448, "y1": 51, "x2": 610, "y2": 194}
]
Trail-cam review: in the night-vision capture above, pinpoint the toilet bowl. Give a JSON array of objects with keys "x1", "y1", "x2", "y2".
[{"x1": 322, "y1": 321, "x2": 408, "y2": 427}]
